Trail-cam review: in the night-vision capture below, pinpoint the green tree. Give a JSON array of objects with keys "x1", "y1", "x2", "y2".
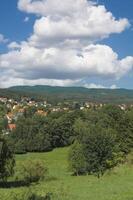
[
  {"x1": 10, "y1": 115, "x2": 52, "y2": 153},
  {"x1": 68, "y1": 141, "x2": 87, "y2": 176},
  {"x1": 73, "y1": 118, "x2": 90, "y2": 141},
  {"x1": 117, "y1": 110, "x2": 133, "y2": 153},
  {"x1": 49, "y1": 115, "x2": 74, "y2": 147},
  {"x1": 24, "y1": 106, "x2": 37, "y2": 118},
  {"x1": 84, "y1": 127, "x2": 122, "y2": 178},
  {"x1": 0, "y1": 103, "x2": 7, "y2": 133},
  {"x1": 0, "y1": 137, "x2": 15, "y2": 181},
  {"x1": 102, "y1": 104, "x2": 123, "y2": 127}
]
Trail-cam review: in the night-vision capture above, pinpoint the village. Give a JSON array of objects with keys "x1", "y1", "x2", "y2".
[{"x1": 0, "y1": 96, "x2": 132, "y2": 135}]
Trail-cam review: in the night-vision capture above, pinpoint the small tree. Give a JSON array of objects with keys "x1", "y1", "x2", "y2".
[
  {"x1": 0, "y1": 137, "x2": 15, "y2": 181},
  {"x1": 68, "y1": 141, "x2": 87, "y2": 176},
  {"x1": 84, "y1": 127, "x2": 122, "y2": 178}
]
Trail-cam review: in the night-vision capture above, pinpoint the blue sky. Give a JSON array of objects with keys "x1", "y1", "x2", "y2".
[
  {"x1": 99, "y1": 0, "x2": 133, "y2": 58},
  {"x1": 0, "y1": 0, "x2": 133, "y2": 89},
  {"x1": 0, "y1": 0, "x2": 35, "y2": 52},
  {"x1": 98, "y1": 0, "x2": 133, "y2": 89}
]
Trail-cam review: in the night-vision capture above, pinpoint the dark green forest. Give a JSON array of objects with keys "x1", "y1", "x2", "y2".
[{"x1": 1, "y1": 85, "x2": 133, "y2": 103}]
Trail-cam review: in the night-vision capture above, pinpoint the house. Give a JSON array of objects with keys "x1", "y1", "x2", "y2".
[
  {"x1": 63, "y1": 107, "x2": 69, "y2": 111},
  {"x1": 80, "y1": 106, "x2": 85, "y2": 110},
  {"x1": 52, "y1": 107, "x2": 61, "y2": 112},
  {"x1": 28, "y1": 101, "x2": 36, "y2": 106},
  {"x1": 119, "y1": 104, "x2": 127, "y2": 111},
  {"x1": 8, "y1": 124, "x2": 16, "y2": 131},
  {"x1": 0, "y1": 97, "x2": 7, "y2": 103},
  {"x1": 36, "y1": 110, "x2": 48, "y2": 116},
  {"x1": 18, "y1": 108, "x2": 25, "y2": 113}
]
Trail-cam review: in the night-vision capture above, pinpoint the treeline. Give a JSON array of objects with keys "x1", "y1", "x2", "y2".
[
  {"x1": 7, "y1": 110, "x2": 82, "y2": 153},
  {"x1": 6, "y1": 105, "x2": 133, "y2": 157}
]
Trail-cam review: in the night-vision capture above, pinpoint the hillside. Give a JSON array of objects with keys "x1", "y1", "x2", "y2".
[
  {"x1": 0, "y1": 148, "x2": 133, "y2": 200},
  {"x1": 1, "y1": 85, "x2": 133, "y2": 103}
]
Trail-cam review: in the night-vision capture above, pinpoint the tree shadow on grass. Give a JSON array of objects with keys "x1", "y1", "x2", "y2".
[
  {"x1": 0, "y1": 176, "x2": 59, "y2": 189},
  {"x1": 0, "y1": 180, "x2": 30, "y2": 188}
]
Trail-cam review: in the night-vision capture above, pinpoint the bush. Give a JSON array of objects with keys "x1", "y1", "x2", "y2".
[{"x1": 21, "y1": 160, "x2": 48, "y2": 184}]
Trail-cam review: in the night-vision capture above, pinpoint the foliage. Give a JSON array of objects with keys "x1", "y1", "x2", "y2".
[
  {"x1": 126, "y1": 152, "x2": 133, "y2": 166},
  {"x1": 68, "y1": 141, "x2": 87, "y2": 175},
  {"x1": 117, "y1": 110, "x2": 133, "y2": 153},
  {"x1": 0, "y1": 103, "x2": 7, "y2": 133},
  {"x1": 0, "y1": 137, "x2": 15, "y2": 181},
  {"x1": 8, "y1": 111, "x2": 82, "y2": 153},
  {"x1": 7, "y1": 105, "x2": 133, "y2": 163},
  {"x1": 5, "y1": 104, "x2": 133, "y2": 180},
  {"x1": 10, "y1": 115, "x2": 53, "y2": 153},
  {"x1": 72, "y1": 118, "x2": 90, "y2": 141},
  {"x1": 48, "y1": 114, "x2": 74, "y2": 147},
  {"x1": 83, "y1": 127, "x2": 123, "y2": 177},
  {"x1": 101, "y1": 104, "x2": 123, "y2": 122},
  {"x1": 21, "y1": 160, "x2": 48, "y2": 184},
  {"x1": 69, "y1": 117, "x2": 124, "y2": 177}
]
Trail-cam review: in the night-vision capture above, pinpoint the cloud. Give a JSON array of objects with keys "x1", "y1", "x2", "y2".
[
  {"x1": 1, "y1": 43, "x2": 133, "y2": 80},
  {"x1": 0, "y1": 34, "x2": 8, "y2": 44},
  {"x1": 8, "y1": 42, "x2": 21, "y2": 49},
  {"x1": 0, "y1": 0, "x2": 133, "y2": 88},
  {"x1": 84, "y1": 83, "x2": 117, "y2": 89},
  {"x1": 18, "y1": 0, "x2": 129, "y2": 47},
  {"x1": 24, "y1": 16, "x2": 29, "y2": 22},
  {"x1": 0, "y1": 76, "x2": 79, "y2": 88}
]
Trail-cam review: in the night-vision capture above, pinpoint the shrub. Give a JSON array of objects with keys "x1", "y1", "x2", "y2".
[{"x1": 21, "y1": 160, "x2": 48, "y2": 184}]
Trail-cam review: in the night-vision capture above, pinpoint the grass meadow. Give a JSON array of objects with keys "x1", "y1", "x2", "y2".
[{"x1": 0, "y1": 147, "x2": 133, "y2": 200}]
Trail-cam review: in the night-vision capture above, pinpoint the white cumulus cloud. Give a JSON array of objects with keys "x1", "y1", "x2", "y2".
[
  {"x1": 0, "y1": 0, "x2": 132, "y2": 88},
  {"x1": 20, "y1": 0, "x2": 130, "y2": 47}
]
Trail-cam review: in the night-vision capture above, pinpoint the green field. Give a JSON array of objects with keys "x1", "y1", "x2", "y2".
[{"x1": 0, "y1": 147, "x2": 133, "y2": 200}]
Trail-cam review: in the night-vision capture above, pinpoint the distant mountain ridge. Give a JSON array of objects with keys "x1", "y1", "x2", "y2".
[
  {"x1": 9, "y1": 85, "x2": 89, "y2": 93},
  {"x1": 0, "y1": 85, "x2": 133, "y2": 104}
]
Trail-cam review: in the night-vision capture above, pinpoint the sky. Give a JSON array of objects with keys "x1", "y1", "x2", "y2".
[{"x1": 0, "y1": 0, "x2": 133, "y2": 89}]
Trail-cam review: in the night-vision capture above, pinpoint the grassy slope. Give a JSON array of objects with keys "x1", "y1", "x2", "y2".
[{"x1": 0, "y1": 147, "x2": 133, "y2": 200}]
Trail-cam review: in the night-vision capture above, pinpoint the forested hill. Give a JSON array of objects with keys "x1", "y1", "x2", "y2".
[{"x1": 1, "y1": 85, "x2": 133, "y2": 104}]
